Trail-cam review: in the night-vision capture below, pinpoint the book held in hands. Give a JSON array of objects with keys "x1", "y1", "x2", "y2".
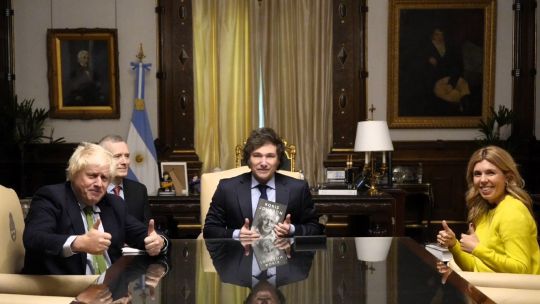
[
  {"x1": 252, "y1": 238, "x2": 288, "y2": 271},
  {"x1": 251, "y1": 198, "x2": 287, "y2": 239}
]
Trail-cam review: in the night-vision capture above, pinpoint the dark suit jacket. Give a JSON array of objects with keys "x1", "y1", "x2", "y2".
[
  {"x1": 122, "y1": 178, "x2": 151, "y2": 224},
  {"x1": 22, "y1": 182, "x2": 155, "y2": 275},
  {"x1": 205, "y1": 239, "x2": 314, "y2": 287},
  {"x1": 203, "y1": 172, "x2": 323, "y2": 238}
]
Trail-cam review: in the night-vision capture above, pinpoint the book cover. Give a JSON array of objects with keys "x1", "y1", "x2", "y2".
[
  {"x1": 252, "y1": 238, "x2": 288, "y2": 271},
  {"x1": 425, "y1": 243, "x2": 452, "y2": 262},
  {"x1": 251, "y1": 198, "x2": 287, "y2": 238}
]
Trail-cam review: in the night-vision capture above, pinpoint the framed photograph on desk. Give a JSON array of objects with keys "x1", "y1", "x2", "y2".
[{"x1": 160, "y1": 162, "x2": 189, "y2": 196}]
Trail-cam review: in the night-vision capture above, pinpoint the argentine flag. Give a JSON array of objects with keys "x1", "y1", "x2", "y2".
[{"x1": 126, "y1": 61, "x2": 160, "y2": 195}]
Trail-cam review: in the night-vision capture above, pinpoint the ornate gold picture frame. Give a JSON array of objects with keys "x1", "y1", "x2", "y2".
[
  {"x1": 387, "y1": 0, "x2": 496, "y2": 128},
  {"x1": 47, "y1": 28, "x2": 119, "y2": 119}
]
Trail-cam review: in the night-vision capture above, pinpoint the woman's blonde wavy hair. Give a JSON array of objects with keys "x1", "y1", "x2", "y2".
[{"x1": 465, "y1": 145, "x2": 532, "y2": 225}]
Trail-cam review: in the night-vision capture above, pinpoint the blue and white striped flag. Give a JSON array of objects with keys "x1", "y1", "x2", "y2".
[{"x1": 126, "y1": 61, "x2": 159, "y2": 195}]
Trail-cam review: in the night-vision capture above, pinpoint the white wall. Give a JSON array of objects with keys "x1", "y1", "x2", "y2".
[
  {"x1": 13, "y1": 0, "x2": 536, "y2": 143},
  {"x1": 14, "y1": 0, "x2": 158, "y2": 143}
]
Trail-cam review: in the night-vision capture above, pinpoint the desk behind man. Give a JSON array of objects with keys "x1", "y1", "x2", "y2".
[
  {"x1": 203, "y1": 127, "x2": 323, "y2": 239},
  {"x1": 22, "y1": 142, "x2": 167, "y2": 275},
  {"x1": 99, "y1": 135, "x2": 151, "y2": 224}
]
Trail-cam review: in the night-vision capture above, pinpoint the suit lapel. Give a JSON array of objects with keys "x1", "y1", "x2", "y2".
[
  {"x1": 275, "y1": 174, "x2": 290, "y2": 206},
  {"x1": 238, "y1": 173, "x2": 253, "y2": 220},
  {"x1": 122, "y1": 180, "x2": 132, "y2": 205},
  {"x1": 64, "y1": 183, "x2": 86, "y2": 235}
]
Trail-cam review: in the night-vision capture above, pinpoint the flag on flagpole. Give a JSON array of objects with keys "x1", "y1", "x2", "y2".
[{"x1": 126, "y1": 50, "x2": 160, "y2": 195}]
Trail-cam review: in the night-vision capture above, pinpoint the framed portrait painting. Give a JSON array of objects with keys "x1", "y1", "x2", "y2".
[
  {"x1": 47, "y1": 28, "x2": 119, "y2": 119},
  {"x1": 387, "y1": 0, "x2": 496, "y2": 128}
]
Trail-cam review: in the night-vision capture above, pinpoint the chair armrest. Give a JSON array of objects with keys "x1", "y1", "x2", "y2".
[
  {"x1": 0, "y1": 293, "x2": 75, "y2": 304},
  {"x1": 0, "y1": 274, "x2": 98, "y2": 297},
  {"x1": 476, "y1": 287, "x2": 540, "y2": 304},
  {"x1": 457, "y1": 271, "x2": 540, "y2": 290}
]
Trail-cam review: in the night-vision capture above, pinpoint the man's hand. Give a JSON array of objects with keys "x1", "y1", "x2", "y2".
[
  {"x1": 239, "y1": 218, "x2": 260, "y2": 255},
  {"x1": 239, "y1": 218, "x2": 261, "y2": 239},
  {"x1": 144, "y1": 219, "x2": 165, "y2": 256},
  {"x1": 72, "y1": 219, "x2": 112, "y2": 255},
  {"x1": 273, "y1": 238, "x2": 292, "y2": 258},
  {"x1": 274, "y1": 214, "x2": 292, "y2": 238},
  {"x1": 437, "y1": 220, "x2": 457, "y2": 248},
  {"x1": 460, "y1": 223, "x2": 479, "y2": 253}
]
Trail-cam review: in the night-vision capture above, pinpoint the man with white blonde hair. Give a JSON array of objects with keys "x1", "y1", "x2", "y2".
[{"x1": 23, "y1": 142, "x2": 168, "y2": 275}]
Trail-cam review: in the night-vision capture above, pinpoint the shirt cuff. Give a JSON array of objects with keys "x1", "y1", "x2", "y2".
[
  {"x1": 289, "y1": 224, "x2": 296, "y2": 236},
  {"x1": 63, "y1": 235, "x2": 78, "y2": 257},
  {"x1": 232, "y1": 229, "x2": 240, "y2": 239},
  {"x1": 160, "y1": 235, "x2": 169, "y2": 254}
]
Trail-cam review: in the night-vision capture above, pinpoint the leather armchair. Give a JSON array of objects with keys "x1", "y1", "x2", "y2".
[
  {"x1": 0, "y1": 185, "x2": 97, "y2": 298},
  {"x1": 200, "y1": 166, "x2": 303, "y2": 237},
  {"x1": 448, "y1": 259, "x2": 540, "y2": 304},
  {"x1": 199, "y1": 167, "x2": 303, "y2": 272}
]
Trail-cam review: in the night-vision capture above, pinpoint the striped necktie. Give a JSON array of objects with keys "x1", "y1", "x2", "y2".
[{"x1": 84, "y1": 207, "x2": 108, "y2": 274}]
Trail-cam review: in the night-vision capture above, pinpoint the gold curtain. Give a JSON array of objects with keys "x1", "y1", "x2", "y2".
[
  {"x1": 258, "y1": 0, "x2": 333, "y2": 185},
  {"x1": 193, "y1": 0, "x2": 259, "y2": 173}
]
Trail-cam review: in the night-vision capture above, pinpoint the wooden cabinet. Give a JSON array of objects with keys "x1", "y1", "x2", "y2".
[
  {"x1": 150, "y1": 195, "x2": 201, "y2": 239},
  {"x1": 149, "y1": 192, "x2": 405, "y2": 238}
]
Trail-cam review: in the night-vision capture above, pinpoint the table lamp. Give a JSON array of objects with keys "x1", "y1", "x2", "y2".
[{"x1": 354, "y1": 120, "x2": 394, "y2": 195}]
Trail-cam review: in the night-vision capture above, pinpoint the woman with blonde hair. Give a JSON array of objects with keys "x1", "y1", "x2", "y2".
[{"x1": 437, "y1": 145, "x2": 540, "y2": 274}]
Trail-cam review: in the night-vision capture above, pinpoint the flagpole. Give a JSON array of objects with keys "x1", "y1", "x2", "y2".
[{"x1": 126, "y1": 44, "x2": 160, "y2": 195}]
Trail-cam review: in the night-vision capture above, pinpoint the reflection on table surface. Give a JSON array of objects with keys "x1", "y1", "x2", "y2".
[{"x1": 80, "y1": 237, "x2": 493, "y2": 304}]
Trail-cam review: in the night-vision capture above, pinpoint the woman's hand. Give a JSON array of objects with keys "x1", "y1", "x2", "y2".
[
  {"x1": 437, "y1": 220, "x2": 457, "y2": 248},
  {"x1": 459, "y1": 223, "x2": 479, "y2": 253}
]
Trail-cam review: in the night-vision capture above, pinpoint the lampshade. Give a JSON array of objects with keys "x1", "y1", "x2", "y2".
[
  {"x1": 354, "y1": 121, "x2": 394, "y2": 152},
  {"x1": 354, "y1": 237, "x2": 393, "y2": 262}
]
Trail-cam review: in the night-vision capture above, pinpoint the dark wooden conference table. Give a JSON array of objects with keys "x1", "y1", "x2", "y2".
[{"x1": 78, "y1": 237, "x2": 494, "y2": 304}]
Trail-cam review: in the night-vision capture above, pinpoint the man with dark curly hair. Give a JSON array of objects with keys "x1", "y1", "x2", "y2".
[{"x1": 203, "y1": 127, "x2": 323, "y2": 239}]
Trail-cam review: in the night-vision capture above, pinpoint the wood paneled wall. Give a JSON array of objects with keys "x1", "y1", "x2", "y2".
[{"x1": 0, "y1": 1, "x2": 538, "y2": 235}]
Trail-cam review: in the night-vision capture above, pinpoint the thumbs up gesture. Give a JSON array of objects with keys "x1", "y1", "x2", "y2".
[
  {"x1": 239, "y1": 218, "x2": 260, "y2": 240},
  {"x1": 72, "y1": 218, "x2": 112, "y2": 255},
  {"x1": 144, "y1": 219, "x2": 165, "y2": 256},
  {"x1": 437, "y1": 220, "x2": 456, "y2": 248},
  {"x1": 275, "y1": 214, "x2": 292, "y2": 238},
  {"x1": 459, "y1": 223, "x2": 479, "y2": 253}
]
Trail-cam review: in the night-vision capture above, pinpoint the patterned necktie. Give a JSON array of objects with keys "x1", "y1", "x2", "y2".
[
  {"x1": 112, "y1": 185, "x2": 122, "y2": 196},
  {"x1": 84, "y1": 207, "x2": 108, "y2": 274},
  {"x1": 257, "y1": 184, "x2": 268, "y2": 200}
]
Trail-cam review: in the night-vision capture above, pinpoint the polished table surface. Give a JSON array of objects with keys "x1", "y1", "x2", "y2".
[{"x1": 80, "y1": 237, "x2": 493, "y2": 304}]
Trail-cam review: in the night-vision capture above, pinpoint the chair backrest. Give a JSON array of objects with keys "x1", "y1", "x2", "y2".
[
  {"x1": 235, "y1": 140, "x2": 297, "y2": 171},
  {"x1": 199, "y1": 166, "x2": 303, "y2": 235},
  {"x1": 0, "y1": 185, "x2": 25, "y2": 273},
  {"x1": 199, "y1": 167, "x2": 303, "y2": 273}
]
